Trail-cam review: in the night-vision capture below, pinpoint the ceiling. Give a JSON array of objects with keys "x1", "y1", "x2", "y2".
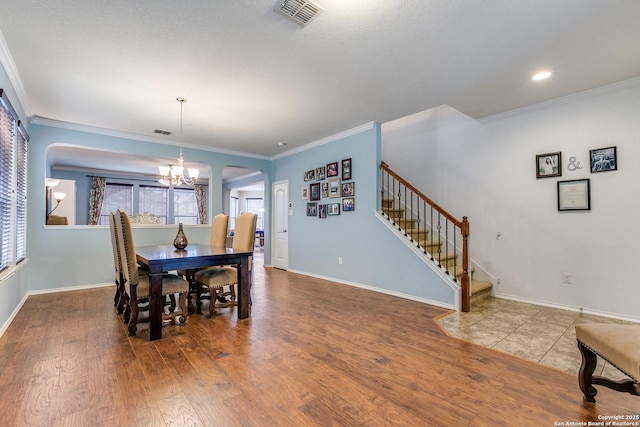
[{"x1": 1, "y1": 0, "x2": 639, "y2": 159}]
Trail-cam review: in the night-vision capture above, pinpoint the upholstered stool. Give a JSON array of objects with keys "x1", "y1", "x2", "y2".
[{"x1": 575, "y1": 323, "x2": 640, "y2": 402}]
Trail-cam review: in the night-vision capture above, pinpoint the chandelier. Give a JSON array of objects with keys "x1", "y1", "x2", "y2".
[{"x1": 158, "y1": 98, "x2": 200, "y2": 186}]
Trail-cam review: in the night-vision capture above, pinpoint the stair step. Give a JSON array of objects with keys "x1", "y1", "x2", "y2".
[
  {"x1": 405, "y1": 229, "x2": 430, "y2": 239},
  {"x1": 381, "y1": 199, "x2": 394, "y2": 209},
  {"x1": 383, "y1": 208, "x2": 405, "y2": 218},
  {"x1": 393, "y1": 218, "x2": 417, "y2": 228},
  {"x1": 470, "y1": 280, "x2": 493, "y2": 303}
]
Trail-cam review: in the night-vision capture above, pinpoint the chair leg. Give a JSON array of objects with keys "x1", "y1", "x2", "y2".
[
  {"x1": 578, "y1": 340, "x2": 598, "y2": 402},
  {"x1": 128, "y1": 290, "x2": 140, "y2": 337},
  {"x1": 113, "y1": 283, "x2": 119, "y2": 307},
  {"x1": 177, "y1": 292, "x2": 188, "y2": 324},
  {"x1": 123, "y1": 294, "x2": 131, "y2": 324}
]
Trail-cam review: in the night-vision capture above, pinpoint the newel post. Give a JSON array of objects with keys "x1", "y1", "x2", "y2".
[{"x1": 460, "y1": 216, "x2": 470, "y2": 312}]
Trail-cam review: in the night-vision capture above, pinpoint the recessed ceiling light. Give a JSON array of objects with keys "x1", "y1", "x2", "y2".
[
  {"x1": 532, "y1": 71, "x2": 552, "y2": 81},
  {"x1": 277, "y1": 142, "x2": 287, "y2": 147}
]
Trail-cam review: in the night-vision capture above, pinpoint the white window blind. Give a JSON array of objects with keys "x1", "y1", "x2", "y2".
[
  {"x1": 0, "y1": 89, "x2": 28, "y2": 272},
  {"x1": 98, "y1": 183, "x2": 133, "y2": 225},
  {"x1": 174, "y1": 188, "x2": 198, "y2": 225},
  {"x1": 140, "y1": 185, "x2": 168, "y2": 224},
  {"x1": 15, "y1": 126, "x2": 27, "y2": 262}
]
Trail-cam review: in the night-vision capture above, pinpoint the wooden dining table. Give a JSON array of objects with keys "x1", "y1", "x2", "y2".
[{"x1": 136, "y1": 243, "x2": 253, "y2": 341}]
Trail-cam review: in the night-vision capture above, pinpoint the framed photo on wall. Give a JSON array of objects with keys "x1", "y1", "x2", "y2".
[
  {"x1": 342, "y1": 197, "x2": 354, "y2": 212},
  {"x1": 321, "y1": 182, "x2": 329, "y2": 198},
  {"x1": 326, "y1": 162, "x2": 339, "y2": 177},
  {"x1": 590, "y1": 146, "x2": 617, "y2": 173},
  {"x1": 304, "y1": 169, "x2": 315, "y2": 181},
  {"x1": 328, "y1": 178, "x2": 341, "y2": 198},
  {"x1": 341, "y1": 182, "x2": 354, "y2": 197},
  {"x1": 327, "y1": 203, "x2": 340, "y2": 215},
  {"x1": 306, "y1": 202, "x2": 317, "y2": 216},
  {"x1": 302, "y1": 187, "x2": 308, "y2": 200},
  {"x1": 536, "y1": 152, "x2": 561, "y2": 178},
  {"x1": 318, "y1": 204, "x2": 327, "y2": 218},
  {"x1": 342, "y1": 158, "x2": 352, "y2": 180},
  {"x1": 310, "y1": 183, "x2": 320, "y2": 201},
  {"x1": 315, "y1": 166, "x2": 326, "y2": 180},
  {"x1": 557, "y1": 179, "x2": 590, "y2": 211}
]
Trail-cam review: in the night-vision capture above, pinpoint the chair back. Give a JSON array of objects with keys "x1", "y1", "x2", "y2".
[
  {"x1": 47, "y1": 215, "x2": 68, "y2": 225},
  {"x1": 108, "y1": 212, "x2": 122, "y2": 277},
  {"x1": 210, "y1": 214, "x2": 229, "y2": 247},
  {"x1": 115, "y1": 209, "x2": 140, "y2": 287},
  {"x1": 232, "y1": 212, "x2": 257, "y2": 252}
]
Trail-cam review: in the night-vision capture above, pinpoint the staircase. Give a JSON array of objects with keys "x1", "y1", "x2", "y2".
[{"x1": 380, "y1": 163, "x2": 493, "y2": 310}]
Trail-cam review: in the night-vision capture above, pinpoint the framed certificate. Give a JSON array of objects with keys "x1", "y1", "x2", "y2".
[{"x1": 557, "y1": 179, "x2": 590, "y2": 211}]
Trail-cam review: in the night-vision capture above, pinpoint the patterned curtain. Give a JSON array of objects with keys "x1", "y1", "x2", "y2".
[
  {"x1": 195, "y1": 184, "x2": 207, "y2": 224},
  {"x1": 88, "y1": 177, "x2": 106, "y2": 225}
]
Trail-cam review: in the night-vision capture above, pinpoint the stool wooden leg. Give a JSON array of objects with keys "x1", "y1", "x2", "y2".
[{"x1": 578, "y1": 340, "x2": 598, "y2": 402}]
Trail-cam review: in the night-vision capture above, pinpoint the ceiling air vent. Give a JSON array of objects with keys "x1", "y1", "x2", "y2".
[
  {"x1": 154, "y1": 129, "x2": 172, "y2": 135},
  {"x1": 276, "y1": 0, "x2": 324, "y2": 27}
]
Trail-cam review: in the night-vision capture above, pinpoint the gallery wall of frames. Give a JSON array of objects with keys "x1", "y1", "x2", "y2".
[
  {"x1": 302, "y1": 158, "x2": 354, "y2": 218},
  {"x1": 535, "y1": 146, "x2": 617, "y2": 212}
]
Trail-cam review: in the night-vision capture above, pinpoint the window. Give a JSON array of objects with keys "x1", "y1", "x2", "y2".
[
  {"x1": 0, "y1": 89, "x2": 29, "y2": 272},
  {"x1": 140, "y1": 185, "x2": 168, "y2": 224},
  {"x1": 246, "y1": 198, "x2": 264, "y2": 230},
  {"x1": 229, "y1": 196, "x2": 239, "y2": 231},
  {"x1": 174, "y1": 188, "x2": 198, "y2": 224},
  {"x1": 98, "y1": 183, "x2": 133, "y2": 225}
]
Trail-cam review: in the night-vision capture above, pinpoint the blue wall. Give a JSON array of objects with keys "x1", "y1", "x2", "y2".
[
  {"x1": 274, "y1": 124, "x2": 454, "y2": 305},
  {"x1": 26, "y1": 124, "x2": 272, "y2": 292}
]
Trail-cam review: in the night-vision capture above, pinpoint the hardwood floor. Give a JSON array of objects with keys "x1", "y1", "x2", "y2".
[{"x1": 0, "y1": 262, "x2": 637, "y2": 426}]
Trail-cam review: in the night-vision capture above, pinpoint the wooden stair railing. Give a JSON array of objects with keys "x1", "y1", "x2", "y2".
[{"x1": 380, "y1": 162, "x2": 471, "y2": 312}]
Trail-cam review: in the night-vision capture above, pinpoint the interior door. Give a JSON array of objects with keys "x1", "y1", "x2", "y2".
[{"x1": 272, "y1": 180, "x2": 289, "y2": 270}]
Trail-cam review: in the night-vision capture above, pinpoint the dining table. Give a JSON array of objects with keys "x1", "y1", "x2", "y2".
[{"x1": 135, "y1": 243, "x2": 253, "y2": 341}]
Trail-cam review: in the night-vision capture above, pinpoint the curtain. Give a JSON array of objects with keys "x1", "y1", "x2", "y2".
[
  {"x1": 88, "y1": 177, "x2": 106, "y2": 225},
  {"x1": 195, "y1": 184, "x2": 207, "y2": 224}
]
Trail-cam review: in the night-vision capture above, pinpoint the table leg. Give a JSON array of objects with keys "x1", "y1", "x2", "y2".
[
  {"x1": 149, "y1": 273, "x2": 164, "y2": 340},
  {"x1": 237, "y1": 256, "x2": 250, "y2": 319}
]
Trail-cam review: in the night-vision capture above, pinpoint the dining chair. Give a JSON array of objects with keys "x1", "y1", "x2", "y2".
[
  {"x1": 108, "y1": 212, "x2": 126, "y2": 314},
  {"x1": 46, "y1": 215, "x2": 68, "y2": 225},
  {"x1": 109, "y1": 212, "x2": 152, "y2": 321},
  {"x1": 194, "y1": 212, "x2": 257, "y2": 317},
  {"x1": 115, "y1": 209, "x2": 190, "y2": 336},
  {"x1": 177, "y1": 213, "x2": 229, "y2": 312}
]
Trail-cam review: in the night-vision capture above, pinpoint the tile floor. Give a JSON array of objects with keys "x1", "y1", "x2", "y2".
[{"x1": 436, "y1": 297, "x2": 636, "y2": 379}]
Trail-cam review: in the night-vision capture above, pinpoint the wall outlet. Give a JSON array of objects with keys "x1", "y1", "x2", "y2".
[
  {"x1": 562, "y1": 272, "x2": 572, "y2": 284},
  {"x1": 338, "y1": 257, "x2": 343, "y2": 265}
]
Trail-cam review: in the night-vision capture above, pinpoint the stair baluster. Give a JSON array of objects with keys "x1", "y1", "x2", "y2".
[{"x1": 380, "y1": 162, "x2": 471, "y2": 312}]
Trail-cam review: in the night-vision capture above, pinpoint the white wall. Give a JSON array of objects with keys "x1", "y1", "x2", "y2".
[{"x1": 382, "y1": 78, "x2": 640, "y2": 321}]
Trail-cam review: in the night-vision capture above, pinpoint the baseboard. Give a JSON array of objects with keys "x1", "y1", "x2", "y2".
[
  {"x1": 287, "y1": 268, "x2": 455, "y2": 310},
  {"x1": 0, "y1": 292, "x2": 30, "y2": 338},
  {"x1": 27, "y1": 282, "x2": 113, "y2": 296},
  {"x1": 495, "y1": 293, "x2": 640, "y2": 324}
]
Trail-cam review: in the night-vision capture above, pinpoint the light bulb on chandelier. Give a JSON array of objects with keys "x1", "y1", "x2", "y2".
[{"x1": 158, "y1": 98, "x2": 200, "y2": 186}]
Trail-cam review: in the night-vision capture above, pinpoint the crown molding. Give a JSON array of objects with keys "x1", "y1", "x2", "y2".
[
  {"x1": 0, "y1": 30, "x2": 31, "y2": 118},
  {"x1": 30, "y1": 115, "x2": 272, "y2": 160},
  {"x1": 479, "y1": 77, "x2": 640, "y2": 123},
  {"x1": 271, "y1": 122, "x2": 377, "y2": 160}
]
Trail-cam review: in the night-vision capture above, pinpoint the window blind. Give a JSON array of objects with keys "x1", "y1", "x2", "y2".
[
  {"x1": 15, "y1": 123, "x2": 28, "y2": 263},
  {"x1": 0, "y1": 90, "x2": 16, "y2": 271}
]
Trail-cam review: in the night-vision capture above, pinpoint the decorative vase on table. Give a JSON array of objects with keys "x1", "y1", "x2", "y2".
[{"x1": 173, "y1": 223, "x2": 188, "y2": 249}]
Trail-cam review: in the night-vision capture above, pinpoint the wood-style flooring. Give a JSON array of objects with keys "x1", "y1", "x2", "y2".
[{"x1": 0, "y1": 260, "x2": 638, "y2": 426}]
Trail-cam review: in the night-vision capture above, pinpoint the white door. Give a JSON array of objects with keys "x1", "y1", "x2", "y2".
[{"x1": 272, "y1": 180, "x2": 289, "y2": 270}]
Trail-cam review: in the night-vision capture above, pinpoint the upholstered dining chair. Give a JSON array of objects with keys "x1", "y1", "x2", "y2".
[
  {"x1": 177, "y1": 213, "x2": 229, "y2": 312},
  {"x1": 46, "y1": 215, "x2": 68, "y2": 225},
  {"x1": 109, "y1": 212, "x2": 151, "y2": 321},
  {"x1": 194, "y1": 212, "x2": 257, "y2": 317},
  {"x1": 108, "y1": 212, "x2": 126, "y2": 314},
  {"x1": 115, "y1": 209, "x2": 190, "y2": 336}
]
